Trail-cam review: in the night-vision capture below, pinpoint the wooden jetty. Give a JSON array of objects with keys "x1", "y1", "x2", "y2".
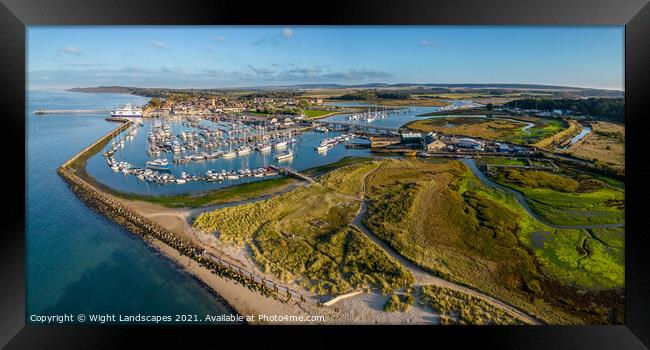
[{"x1": 269, "y1": 165, "x2": 314, "y2": 182}]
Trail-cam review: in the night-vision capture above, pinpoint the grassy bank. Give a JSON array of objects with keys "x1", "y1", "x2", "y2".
[
  {"x1": 303, "y1": 156, "x2": 374, "y2": 177},
  {"x1": 120, "y1": 177, "x2": 298, "y2": 208},
  {"x1": 301, "y1": 109, "x2": 337, "y2": 119}
]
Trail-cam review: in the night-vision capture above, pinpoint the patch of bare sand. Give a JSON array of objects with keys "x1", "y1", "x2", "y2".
[{"x1": 331, "y1": 292, "x2": 438, "y2": 325}]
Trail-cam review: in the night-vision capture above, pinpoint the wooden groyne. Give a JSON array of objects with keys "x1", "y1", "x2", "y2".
[{"x1": 56, "y1": 120, "x2": 333, "y2": 310}]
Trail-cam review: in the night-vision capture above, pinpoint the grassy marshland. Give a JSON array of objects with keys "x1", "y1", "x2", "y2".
[{"x1": 406, "y1": 116, "x2": 566, "y2": 145}]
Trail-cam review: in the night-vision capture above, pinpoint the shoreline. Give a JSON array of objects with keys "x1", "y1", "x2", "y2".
[{"x1": 142, "y1": 236, "x2": 335, "y2": 324}]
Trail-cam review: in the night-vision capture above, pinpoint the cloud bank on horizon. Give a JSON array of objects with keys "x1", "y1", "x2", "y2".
[{"x1": 27, "y1": 26, "x2": 624, "y2": 91}]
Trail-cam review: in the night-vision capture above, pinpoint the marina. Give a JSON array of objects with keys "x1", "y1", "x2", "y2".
[
  {"x1": 87, "y1": 111, "x2": 374, "y2": 195},
  {"x1": 88, "y1": 101, "x2": 506, "y2": 195}
]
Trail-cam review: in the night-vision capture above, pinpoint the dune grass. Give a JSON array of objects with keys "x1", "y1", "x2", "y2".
[
  {"x1": 419, "y1": 285, "x2": 521, "y2": 325},
  {"x1": 384, "y1": 293, "x2": 414, "y2": 312},
  {"x1": 194, "y1": 156, "x2": 623, "y2": 323},
  {"x1": 193, "y1": 161, "x2": 413, "y2": 295}
]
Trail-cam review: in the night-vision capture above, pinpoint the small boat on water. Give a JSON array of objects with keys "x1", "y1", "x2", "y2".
[
  {"x1": 172, "y1": 141, "x2": 181, "y2": 153},
  {"x1": 222, "y1": 150, "x2": 236, "y2": 159},
  {"x1": 146, "y1": 158, "x2": 171, "y2": 171},
  {"x1": 256, "y1": 144, "x2": 272, "y2": 152},
  {"x1": 237, "y1": 146, "x2": 251, "y2": 156},
  {"x1": 314, "y1": 126, "x2": 328, "y2": 133},
  {"x1": 273, "y1": 141, "x2": 288, "y2": 150},
  {"x1": 275, "y1": 150, "x2": 293, "y2": 161},
  {"x1": 315, "y1": 143, "x2": 333, "y2": 153},
  {"x1": 206, "y1": 151, "x2": 222, "y2": 159}
]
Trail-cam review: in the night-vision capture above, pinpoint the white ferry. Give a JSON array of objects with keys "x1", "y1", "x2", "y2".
[{"x1": 110, "y1": 104, "x2": 143, "y2": 118}]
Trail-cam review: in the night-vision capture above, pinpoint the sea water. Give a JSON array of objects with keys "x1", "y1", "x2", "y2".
[{"x1": 26, "y1": 90, "x2": 236, "y2": 324}]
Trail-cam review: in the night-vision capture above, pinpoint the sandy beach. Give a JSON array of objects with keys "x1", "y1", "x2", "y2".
[{"x1": 120, "y1": 197, "x2": 446, "y2": 325}]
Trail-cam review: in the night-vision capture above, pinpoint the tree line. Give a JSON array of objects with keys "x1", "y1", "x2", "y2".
[{"x1": 504, "y1": 98, "x2": 624, "y2": 121}]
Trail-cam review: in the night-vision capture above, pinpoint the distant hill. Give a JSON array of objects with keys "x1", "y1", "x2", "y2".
[
  {"x1": 67, "y1": 83, "x2": 623, "y2": 98},
  {"x1": 67, "y1": 86, "x2": 139, "y2": 94}
]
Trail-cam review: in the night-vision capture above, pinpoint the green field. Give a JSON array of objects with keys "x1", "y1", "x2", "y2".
[
  {"x1": 509, "y1": 118, "x2": 566, "y2": 144},
  {"x1": 301, "y1": 109, "x2": 336, "y2": 118},
  {"x1": 532, "y1": 227, "x2": 624, "y2": 290}
]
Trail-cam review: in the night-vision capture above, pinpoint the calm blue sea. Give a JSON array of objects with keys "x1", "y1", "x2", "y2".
[{"x1": 26, "y1": 90, "x2": 235, "y2": 324}]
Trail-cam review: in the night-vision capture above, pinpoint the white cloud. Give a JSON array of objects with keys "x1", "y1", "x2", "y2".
[
  {"x1": 419, "y1": 40, "x2": 438, "y2": 48},
  {"x1": 214, "y1": 35, "x2": 225, "y2": 42},
  {"x1": 63, "y1": 46, "x2": 81, "y2": 55},
  {"x1": 152, "y1": 41, "x2": 168, "y2": 48},
  {"x1": 282, "y1": 27, "x2": 293, "y2": 38}
]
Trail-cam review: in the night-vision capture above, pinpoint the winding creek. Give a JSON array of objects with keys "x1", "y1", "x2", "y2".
[
  {"x1": 557, "y1": 125, "x2": 592, "y2": 151},
  {"x1": 460, "y1": 158, "x2": 623, "y2": 229}
]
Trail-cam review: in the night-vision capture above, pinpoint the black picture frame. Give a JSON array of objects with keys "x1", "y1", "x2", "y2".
[{"x1": 2, "y1": 0, "x2": 649, "y2": 348}]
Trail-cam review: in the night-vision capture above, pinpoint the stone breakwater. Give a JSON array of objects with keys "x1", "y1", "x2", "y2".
[{"x1": 56, "y1": 118, "x2": 281, "y2": 304}]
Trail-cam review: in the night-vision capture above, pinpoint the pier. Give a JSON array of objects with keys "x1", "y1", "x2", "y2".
[
  {"x1": 269, "y1": 165, "x2": 314, "y2": 182},
  {"x1": 312, "y1": 120, "x2": 401, "y2": 134},
  {"x1": 35, "y1": 109, "x2": 110, "y2": 115}
]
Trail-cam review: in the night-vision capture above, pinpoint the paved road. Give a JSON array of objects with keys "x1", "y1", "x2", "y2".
[{"x1": 460, "y1": 158, "x2": 624, "y2": 230}]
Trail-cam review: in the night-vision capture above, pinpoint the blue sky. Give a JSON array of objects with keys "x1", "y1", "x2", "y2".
[{"x1": 27, "y1": 26, "x2": 624, "y2": 90}]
